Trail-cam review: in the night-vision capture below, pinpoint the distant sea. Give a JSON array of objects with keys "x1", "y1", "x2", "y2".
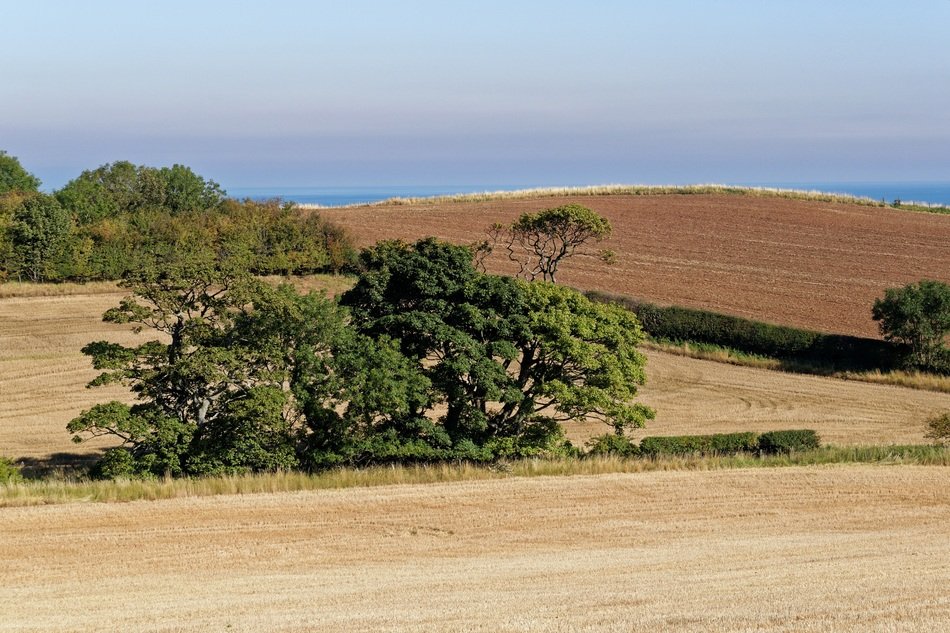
[{"x1": 228, "y1": 182, "x2": 950, "y2": 208}]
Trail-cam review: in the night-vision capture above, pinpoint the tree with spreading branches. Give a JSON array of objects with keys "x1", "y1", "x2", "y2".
[{"x1": 479, "y1": 204, "x2": 612, "y2": 283}]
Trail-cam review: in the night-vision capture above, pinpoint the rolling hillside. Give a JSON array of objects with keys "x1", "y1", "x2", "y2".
[{"x1": 320, "y1": 192, "x2": 950, "y2": 338}]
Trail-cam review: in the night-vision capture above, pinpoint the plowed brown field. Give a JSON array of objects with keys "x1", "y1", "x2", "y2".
[
  {"x1": 320, "y1": 194, "x2": 950, "y2": 337},
  {"x1": 3, "y1": 466, "x2": 949, "y2": 632}
]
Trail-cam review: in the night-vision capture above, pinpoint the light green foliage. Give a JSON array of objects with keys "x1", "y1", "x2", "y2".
[
  {"x1": 491, "y1": 204, "x2": 612, "y2": 283},
  {"x1": 0, "y1": 150, "x2": 40, "y2": 194},
  {"x1": 872, "y1": 280, "x2": 950, "y2": 371},
  {"x1": 0, "y1": 456, "x2": 23, "y2": 484},
  {"x1": 517, "y1": 281, "x2": 653, "y2": 433},
  {"x1": 55, "y1": 161, "x2": 225, "y2": 223}
]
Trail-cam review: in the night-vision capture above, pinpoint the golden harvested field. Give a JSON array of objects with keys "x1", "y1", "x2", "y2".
[
  {"x1": 2, "y1": 466, "x2": 949, "y2": 632},
  {"x1": 320, "y1": 193, "x2": 950, "y2": 338},
  {"x1": 0, "y1": 289, "x2": 138, "y2": 465},
  {"x1": 2, "y1": 289, "x2": 950, "y2": 464}
]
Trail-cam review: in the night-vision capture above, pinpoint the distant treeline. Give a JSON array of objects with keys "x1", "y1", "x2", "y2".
[
  {"x1": 0, "y1": 156, "x2": 354, "y2": 282},
  {"x1": 586, "y1": 290, "x2": 912, "y2": 373}
]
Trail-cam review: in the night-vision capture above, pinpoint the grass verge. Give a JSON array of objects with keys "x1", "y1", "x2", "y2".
[{"x1": 3, "y1": 445, "x2": 947, "y2": 507}]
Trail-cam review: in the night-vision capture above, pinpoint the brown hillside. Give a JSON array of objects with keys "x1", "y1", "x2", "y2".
[{"x1": 320, "y1": 194, "x2": 950, "y2": 337}]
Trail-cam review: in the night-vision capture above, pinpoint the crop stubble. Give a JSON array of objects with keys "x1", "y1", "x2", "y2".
[
  {"x1": 2, "y1": 466, "x2": 948, "y2": 632},
  {"x1": 320, "y1": 194, "x2": 950, "y2": 338}
]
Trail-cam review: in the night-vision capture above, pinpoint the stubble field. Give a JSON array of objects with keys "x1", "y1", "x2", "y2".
[
  {"x1": 3, "y1": 466, "x2": 949, "y2": 632},
  {"x1": 320, "y1": 193, "x2": 950, "y2": 337}
]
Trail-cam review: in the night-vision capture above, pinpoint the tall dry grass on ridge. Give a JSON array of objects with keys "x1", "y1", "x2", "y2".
[{"x1": 298, "y1": 183, "x2": 950, "y2": 212}]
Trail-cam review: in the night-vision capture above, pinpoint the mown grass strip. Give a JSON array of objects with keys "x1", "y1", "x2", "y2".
[{"x1": 3, "y1": 445, "x2": 948, "y2": 507}]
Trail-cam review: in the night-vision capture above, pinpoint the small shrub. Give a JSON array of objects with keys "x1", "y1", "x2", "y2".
[
  {"x1": 639, "y1": 432, "x2": 759, "y2": 456},
  {"x1": 758, "y1": 430, "x2": 821, "y2": 454},
  {"x1": 90, "y1": 447, "x2": 140, "y2": 479},
  {"x1": 0, "y1": 457, "x2": 23, "y2": 484},
  {"x1": 586, "y1": 433, "x2": 639, "y2": 457},
  {"x1": 925, "y1": 411, "x2": 950, "y2": 446}
]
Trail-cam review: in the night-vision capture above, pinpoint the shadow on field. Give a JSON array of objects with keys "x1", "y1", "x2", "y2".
[{"x1": 14, "y1": 452, "x2": 102, "y2": 479}]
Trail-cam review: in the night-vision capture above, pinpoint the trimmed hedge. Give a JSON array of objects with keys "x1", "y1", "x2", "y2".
[
  {"x1": 586, "y1": 291, "x2": 901, "y2": 372},
  {"x1": 758, "y1": 430, "x2": 821, "y2": 454},
  {"x1": 637, "y1": 430, "x2": 821, "y2": 457},
  {"x1": 639, "y1": 432, "x2": 760, "y2": 456}
]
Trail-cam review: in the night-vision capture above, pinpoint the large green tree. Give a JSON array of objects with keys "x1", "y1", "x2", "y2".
[
  {"x1": 68, "y1": 255, "x2": 346, "y2": 476},
  {"x1": 342, "y1": 238, "x2": 653, "y2": 453},
  {"x1": 10, "y1": 194, "x2": 72, "y2": 282},
  {"x1": 872, "y1": 279, "x2": 950, "y2": 371}
]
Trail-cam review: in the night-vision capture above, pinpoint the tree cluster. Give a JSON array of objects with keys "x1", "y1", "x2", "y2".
[
  {"x1": 873, "y1": 279, "x2": 950, "y2": 373},
  {"x1": 0, "y1": 156, "x2": 354, "y2": 283},
  {"x1": 69, "y1": 239, "x2": 653, "y2": 478}
]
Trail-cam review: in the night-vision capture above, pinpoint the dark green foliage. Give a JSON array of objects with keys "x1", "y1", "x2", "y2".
[
  {"x1": 0, "y1": 150, "x2": 40, "y2": 194},
  {"x1": 342, "y1": 238, "x2": 653, "y2": 450},
  {"x1": 89, "y1": 448, "x2": 139, "y2": 479},
  {"x1": 588, "y1": 291, "x2": 900, "y2": 372},
  {"x1": 70, "y1": 237, "x2": 650, "y2": 477},
  {"x1": 585, "y1": 433, "x2": 640, "y2": 457},
  {"x1": 0, "y1": 456, "x2": 23, "y2": 484},
  {"x1": 873, "y1": 280, "x2": 950, "y2": 372},
  {"x1": 757, "y1": 430, "x2": 821, "y2": 454},
  {"x1": 69, "y1": 259, "x2": 349, "y2": 477},
  {"x1": 639, "y1": 432, "x2": 760, "y2": 456}
]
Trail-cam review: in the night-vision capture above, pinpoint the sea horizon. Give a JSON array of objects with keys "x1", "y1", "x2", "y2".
[{"x1": 227, "y1": 181, "x2": 950, "y2": 208}]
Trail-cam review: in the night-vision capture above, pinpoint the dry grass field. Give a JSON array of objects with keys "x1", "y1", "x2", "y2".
[
  {"x1": 2, "y1": 466, "x2": 948, "y2": 632},
  {"x1": 3, "y1": 287, "x2": 949, "y2": 464},
  {"x1": 319, "y1": 192, "x2": 950, "y2": 338},
  {"x1": 0, "y1": 288, "x2": 139, "y2": 465}
]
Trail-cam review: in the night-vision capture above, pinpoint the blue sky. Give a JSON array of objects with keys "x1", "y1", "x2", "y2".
[{"x1": 4, "y1": 1, "x2": 949, "y2": 190}]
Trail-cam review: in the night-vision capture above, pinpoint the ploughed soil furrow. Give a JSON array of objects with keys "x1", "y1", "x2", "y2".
[{"x1": 320, "y1": 194, "x2": 950, "y2": 338}]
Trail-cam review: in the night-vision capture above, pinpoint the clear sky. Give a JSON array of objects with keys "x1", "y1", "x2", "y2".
[{"x1": 4, "y1": 0, "x2": 949, "y2": 190}]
